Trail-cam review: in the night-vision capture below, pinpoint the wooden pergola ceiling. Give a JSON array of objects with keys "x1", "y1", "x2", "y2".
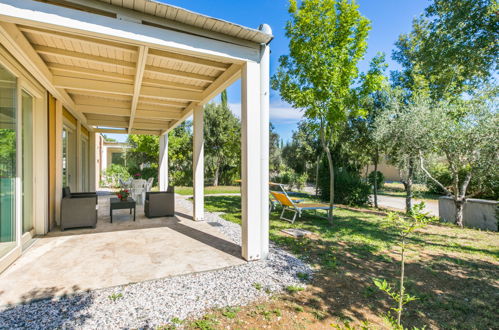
[{"x1": 19, "y1": 24, "x2": 240, "y2": 135}]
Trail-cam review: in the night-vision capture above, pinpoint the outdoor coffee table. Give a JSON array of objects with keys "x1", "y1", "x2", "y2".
[{"x1": 110, "y1": 197, "x2": 136, "y2": 223}]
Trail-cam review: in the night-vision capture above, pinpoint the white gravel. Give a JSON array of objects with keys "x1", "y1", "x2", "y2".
[{"x1": 0, "y1": 197, "x2": 311, "y2": 329}]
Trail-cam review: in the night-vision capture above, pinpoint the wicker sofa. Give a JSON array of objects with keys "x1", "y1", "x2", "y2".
[{"x1": 144, "y1": 187, "x2": 175, "y2": 218}]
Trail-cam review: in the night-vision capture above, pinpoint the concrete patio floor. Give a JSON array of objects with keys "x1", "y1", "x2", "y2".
[{"x1": 0, "y1": 194, "x2": 244, "y2": 306}]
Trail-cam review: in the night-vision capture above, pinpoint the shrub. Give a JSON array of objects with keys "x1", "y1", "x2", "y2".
[
  {"x1": 102, "y1": 164, "x2": 130, "y2": 187},
  {"x1": 368, "y1": 170, "x2": 385, "y2": 189},
  {"x1": 274, "y1": 167, "x2": 308, "y2": 191},
  {"x1": 318, "y1": 165, "x2": 370, "y2": 206},
  {"x1": 427, "y1": 163, "x2": 499, "y2": 200}
]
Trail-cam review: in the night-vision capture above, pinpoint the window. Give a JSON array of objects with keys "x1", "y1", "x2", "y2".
[{"x1": 0, "y1": 63, "x2": 17, "y2": 258}]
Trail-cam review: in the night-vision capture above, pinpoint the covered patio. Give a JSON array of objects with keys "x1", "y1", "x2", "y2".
[
  {"x1": 0, "y1": 194, "x2": 244, "y2": 306},
  {"x1": 0, "y1": 0, "x2": 272, "y2": 300}
]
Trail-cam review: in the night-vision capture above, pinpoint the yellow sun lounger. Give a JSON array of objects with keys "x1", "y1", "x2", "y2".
[
  {"x1": 268, "y1": 182, "x2": 303, "y2": 212},
  {"x1": 270, "y1": 191, "x2": 332, "y2": 224}
]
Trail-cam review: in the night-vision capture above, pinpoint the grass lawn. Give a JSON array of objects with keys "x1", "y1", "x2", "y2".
[
  {"x1": 180, "y1": 196, "x2": 498, "y2": 329},
  {"x1": 174, "y1": 185, "x2": 240, "y2": 196}
]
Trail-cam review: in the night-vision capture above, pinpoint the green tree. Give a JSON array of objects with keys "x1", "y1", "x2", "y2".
[
  {"x1": 272, "y1": 0, "x2": 382, "y2": 222},
  {"x1": 282, "y1": 120, "x2": 319, "y2": 176},
  {"x1": 269, "y1": 123, "x2": 282, "y2": 175},
  {"x1": 203, "y1": 102, "x2": 240, "y2": 186},
  {"x1": 374, "y1": 92, "x2": 427, "y2": 214},
  {"x1": 392, "y1": 0, "x2": 498, "y2": 100},
  {"x1": 126, "y1": 134, "x2": 159, "y2": 169},
  {"x1": 352, "y1": 54, "x2": 389, "y2": 207},
  {"x1": 168, "y1": 121, "x2": 193, "y2": 186},
  {"x1": 414, "y1": 99, "x2": 498, "y2": 227}
]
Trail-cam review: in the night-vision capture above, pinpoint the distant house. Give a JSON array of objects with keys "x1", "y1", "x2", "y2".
[{"x1": 97, "y1": 134, "x2": 130, "y2": 174}]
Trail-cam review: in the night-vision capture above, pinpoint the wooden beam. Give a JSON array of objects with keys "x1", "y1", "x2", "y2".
[
  {"x1": 94, "y1": 128, "x2": 128, "y2": 134},
  {"x1": 0, "y1": 22, "x2": 86, "y2": 124},
  {"x1": 68, "y1": 90, "x2": 132, "y2": 101},
  {"x1": 128, "y1": 46, "x2": 148, "y2": 133},
  {"x1": 163, "y1": 64, "x2": 241, "y2": 134},
  {"x1": 19, "y1": 25, "x2": 137, "y2": 52},
  {"x1": 139, "y1": 98, "x2": 188, "y2": 108},
  {"x1": 137, "y1": 102, "x2": 185, "y2": 113},
  {"x1": 49, "y1": 63, "x2": 134, "y2": 82},
  {"x1": 199, "y1": 64, "x2": 241, "y2": 102},
  {"x1": 34, "y1": 45, "x2": 136, "y2": 69},
  {"x1": 53, "y1": 76, "x2": 133, "y2": 95},
  {"x1": 78, "y1": 105, "x2": 180, "y2": 120},
  {"x1": 136, "y1": 109, "x2": 181, "y2": 120},
  {"x1": 57, "y1": 76, "x2": 203, "y2": 101},
  {"x1": 142, "y1": 77, "x2": 205, "y2": 92},
  {"x1": 130, "y1": 129, "x2": 161, "y2": 136},
  {"x1": 148, "y1": 48, "x2": 229, "y2": 71},
  {"x1": 73, "y1": 96, "x2": 131, "y2": 108},
  {"x1": 145, "y1": 65, "x2": 216, "y2": 83},
  {"x1": 133, "y1": 121, "x2": 170, "y2": 130},
  {"x1": 78, "y1": 104, "x2": 131, "y2": 116},
  {"x1": 87, "y1": 119, "x2": 128, "y2": 127},
  {"x1": 140, "y1": 85, "x2": 202, "y2": 101}
]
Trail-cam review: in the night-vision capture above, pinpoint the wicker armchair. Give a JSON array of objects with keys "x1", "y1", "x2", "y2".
[
  {"x1": 61, "y1": 187, "x2": 98, "y2": 230},
  {"x1": 144, "y1": 187, "x2": 175, "y2": 218}
]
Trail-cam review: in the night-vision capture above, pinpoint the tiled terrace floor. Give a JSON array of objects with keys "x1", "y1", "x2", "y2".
[{"x1": 0, "y1": 194, "x2": 244, "y2": 306}]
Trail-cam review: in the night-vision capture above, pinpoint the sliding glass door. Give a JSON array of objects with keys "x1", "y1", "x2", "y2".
[{"x1": 0, "y1": 64, "x2": 17, "y2": 259}]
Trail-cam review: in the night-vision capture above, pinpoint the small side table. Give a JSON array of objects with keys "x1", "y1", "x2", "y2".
[{"x1": 110, "y1": 197, "x2": 136, "y2": 223}]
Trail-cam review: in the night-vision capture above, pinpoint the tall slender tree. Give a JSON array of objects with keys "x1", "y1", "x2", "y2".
[{"x1": 272, "y1": 0, "x2": 383, "y2": 223}]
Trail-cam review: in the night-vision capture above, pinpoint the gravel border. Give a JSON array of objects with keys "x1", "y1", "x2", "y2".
[{"x1": 0, "y1": 197, "x2": 311, "y2": 329}]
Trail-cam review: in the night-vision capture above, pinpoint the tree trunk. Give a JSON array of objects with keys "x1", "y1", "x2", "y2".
[
  {"x1": 213, "y1": 160, "x2": 220, "y2": 187},
  {"x1": 455, "y1": 198, "x2": 465, "y2": 227},
  {"x1": 373, "y1": 159, "x2": 379, "y2": 208},
  {"x1": 315, "y1": 155, "x2": 320, "y2": 197},
  {"x1": 403, "y1": 158, "x2": 414, "y2": 214},
  {"x1": 324, "y1": 147, "x2": 334, "y2": 224},
  {"x1": 319, "y1": 124, "x2": 334, "y2": 224}
]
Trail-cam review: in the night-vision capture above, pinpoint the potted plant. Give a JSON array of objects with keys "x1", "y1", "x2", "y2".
[{"x1": 116, "y1": 188, "x2": 129, "y2": 201}]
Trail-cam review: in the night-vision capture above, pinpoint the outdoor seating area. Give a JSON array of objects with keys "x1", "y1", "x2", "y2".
[{"x1": 0, "y1": 194, "x2": 244, "y2": 306}]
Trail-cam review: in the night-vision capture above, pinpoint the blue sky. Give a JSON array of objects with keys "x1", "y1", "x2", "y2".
[{"x1": 108, "y1": 0, "x2": 430, "y2": 142}]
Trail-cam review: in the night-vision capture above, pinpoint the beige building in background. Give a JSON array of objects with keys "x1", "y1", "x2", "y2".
[{"x1": 364, "y1": 157, "x2": 401, "y2": 182}]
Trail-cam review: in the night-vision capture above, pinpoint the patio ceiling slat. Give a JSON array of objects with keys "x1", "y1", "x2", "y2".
[
  {"x1": 34, "y1": 45, "x2": 136, "y2": 69},
  {"x1": 148, "y1": 48, "x2": 229, "y2": 71},
  {"x1": 144, "y1": 65, "x2": 216, "y2": 83},
  {"x1": 19, "y1": 25, "x2": 137, "y2": 52}
]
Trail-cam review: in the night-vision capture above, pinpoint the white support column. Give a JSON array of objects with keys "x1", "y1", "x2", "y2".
[
  {"x1": 76, "y1": 121, "x2": 82, "y2": 191},
  {"x1": 159, "y1": 134, "x2": 169, "y2": 191},
  {"x1": 193, "y1": 105, "x2": 204, "y2": 221},
  {"x1": 259, "y1": 31, "x2": 271, "y2": 259},
  {"x1": 88, "y1": 132, "x2": 97, "y2": 191},
  {"x1": 241, "y1": 61, "x2": 262, "y2": 261},
  {"x1": 54, "y1": 99, "x2": 63, "y2": 225}
]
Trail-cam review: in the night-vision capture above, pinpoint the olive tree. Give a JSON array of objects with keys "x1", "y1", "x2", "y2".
[
  {"x1": 374, "y1": 93, "x2": 426, "y2": 213},
  {"x1": 415, "y1": 99, "x2": 498, "y2": 227},
  {"x1": 377, "y1": 94, "x2": 498, "y2": 225}
]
